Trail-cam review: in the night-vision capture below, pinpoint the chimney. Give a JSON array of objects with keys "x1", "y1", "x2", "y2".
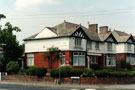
[
  {"x1": 99, "y1": 26, "x2": 108, "y2": 34},
  {"x1": 89, "y1": 24, "x2": 98, "y2": 33}
]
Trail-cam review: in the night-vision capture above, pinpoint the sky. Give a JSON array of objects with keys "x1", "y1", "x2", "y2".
[{"x1": 0, "y1": 0, "x2": 135, "y2": 44}]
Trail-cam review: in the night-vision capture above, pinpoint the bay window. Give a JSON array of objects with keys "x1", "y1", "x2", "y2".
[
  {"x1": 106, "y1": 55, "x2": 116, "y2": 66},
  {"x1": 75, "y1": 38, "x2": 82, "y2": 47},
  {"x1": 73, "y1": 52, "x2": 85, "y2": 66}
]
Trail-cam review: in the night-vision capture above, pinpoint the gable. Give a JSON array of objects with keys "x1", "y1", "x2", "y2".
[
  {"x1": 105, "y1": 34, "x2": 117, "y2": 43},
  {"x1": 126, "y1": 36, "x2": 134, "y2": 44},
  {"x1": 71, "y1": 27, "x2": 89, "y2": 39},
  {"x1": 35, "y1": 27, "x2": 57, "y2": 39}
]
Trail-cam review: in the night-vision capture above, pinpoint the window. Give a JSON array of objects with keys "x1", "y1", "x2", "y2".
[
  {"x1": 107, "y1": 43, "x2": 112, "y2": 51},
  {"x1": 73, "y1": 52, "x2": 85, "y2": 66},
  {"x1": 87, "y1": 41, "x2": 92, "y2": 49},
  {"x1": 75, "y1": 38, "x2": 82, "y2": 47},
  {"x1": 127, "y1": 54, "x2": 135, "y2": 65},
  {"x1": 127, "y1": 43, "x2": 131, "y2": 51},
  {"x1": 106, "y1": 55, "x2": 116, "y2": 66},
  {"x1": 61, "y1": 53, "x2": 65, "y2": 65},
  {"x1": 27, "y1": 53, "x2": 34, "y2": 66},
  {"x1": 95, "y1": 42, "x2": 99, "y2": 50}
]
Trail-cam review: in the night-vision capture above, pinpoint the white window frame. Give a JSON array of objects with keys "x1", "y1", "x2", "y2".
[
  {"x1": 27, "y1": 53, "x2": 34, "y2": 66},
  {"x1": 106, "y1": 55, "x2": 116, "y2": 66},
  {"x1": 73, "y1": 52, "x2": 85, "y2": 66},
  {"x1": 75, "y1": 38, "x2": 82, "y2": 47},
  {"x1": 91, "y1": 56, "x2": 97, "y2": 64}
]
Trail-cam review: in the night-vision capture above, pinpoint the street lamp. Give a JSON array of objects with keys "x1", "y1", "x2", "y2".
[{"x1": 58, "y1": 52, "x2": 63, "y2": 85}]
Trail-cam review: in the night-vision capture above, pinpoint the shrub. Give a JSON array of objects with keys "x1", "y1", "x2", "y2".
[
  {"x1": 50, "y1": 68, "x2": 59, "y2": 77},
  {"x1": 35, "y1": 67, "x2": 47, "y2": 77},
  {"x1": 95, "y1": 70, "x2": 109, "y2": 77},
  {"x1": 83, "y1": 68, "x2": 94, "y2": 77},
  {"x1": 26, "y1": 66, "x2": 38, "y2": 76},
  {"x1": 70, "y1": 69, "x2": 83, "y2": 76},
  {"x1": 18, "y1": 67, "x2": 26, "y2": 75},
  {"x1": 109, "y1": 71, "x2": 128, "y2": 77},
  {"x1": 6, "y1": 61, "x2": 19, "y2": 74},
  {"x1": 127, "y1": 71, "x2": 135, "y2": 77},
  {"x1": 59, "y1": 66, "x2": 71, "y2": 77},
  {"x1": 91, "y1": 64, "x2": 102, "y2": 70},
  {"x1": 120, "y1": 60, "x2": 131, "y2": 70},
  {"x1": 50, "y1": 66, "x2": 71, "y2": 77}
]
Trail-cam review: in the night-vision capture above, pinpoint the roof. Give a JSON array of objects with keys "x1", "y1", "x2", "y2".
[
  {"x1": 112, "y1": 30, "x2": 131, "y2": 42},
  {"x1": 98, "y1": 32, "x2": 112, "y2": 41}
]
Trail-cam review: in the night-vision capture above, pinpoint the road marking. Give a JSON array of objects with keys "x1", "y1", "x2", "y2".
[{"x1": 85, "y1": 89, "x2": 96, "y2": 90}]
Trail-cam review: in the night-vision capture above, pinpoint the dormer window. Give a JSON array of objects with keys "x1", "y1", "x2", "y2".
[
  {"x1": 75, "y1": 38, "x2": 82, "y2": 47},
  {"x1": 127, "y1": 43, "x2": 131, "y2": 51},
  {"x1": 107, "y1": 43, "x2": 112, "y2": 51},
  {"x1": 95, "y1": 42, "x2": 99, "y2": 50}
]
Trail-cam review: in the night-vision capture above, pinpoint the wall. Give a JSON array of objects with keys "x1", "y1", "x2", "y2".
[
  {"x1": 69, "y1": 37, "x2": 86, "y2": 51},
  {"x1": 6, "y1": 75, "x2": 135, "y2": 85},
  {"x1": 25, "y1": 37, "x2": 70, "y2": 53},
  {"x1": 116, "y1": 43, "x2": 134, "y2": 53}
]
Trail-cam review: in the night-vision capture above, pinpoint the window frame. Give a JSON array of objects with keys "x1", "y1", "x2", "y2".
[
  {"x1": 27, "y1": 53, "x2": 34, "y2": 66},
  {"x1": 107, "y1": 42, "x2": 112, "y2": 51},
  {"x1": 106, "y1": 55, "x2": 116, "y2": 66},
  {"x1": 74, "y1": 38, "x2": 82, "y2": 47},
  {"x1": 95, "y1": 42, "x2": 100, "y2": 50}
]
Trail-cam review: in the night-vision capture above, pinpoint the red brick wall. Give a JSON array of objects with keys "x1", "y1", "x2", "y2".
[
  {"x1": 116, "y1": 53, "x2": 126, "y2": 68},
  {"x1": 6, "y1": 75, "x2": 135, "y2": 84}
]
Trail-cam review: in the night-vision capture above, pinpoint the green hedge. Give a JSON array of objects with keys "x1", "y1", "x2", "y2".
[
  {"x1": 70, "y1": 69, "x2": 83, "y2": 76},
  {"x1": 35, "y1": 67, "x2": 47, "y2": 77},
  {"x1": 26, "y1": 66, "x2": 38, "y2": 75},
  {"x1": 83, "y1": 68, "x2": 94, "y2": 77},
  {"x1": 95, "y1": 70, "x2": 109, "y2": 77},
  {"x1": 18, "y1": 67, "x2": 26, "y2": 75},
  {"x1": 6, "y1": 61, "x2": 19, "y2": 74},
  {"x1": 50, "y1": 68, "x2": 59, "y2": 77}
]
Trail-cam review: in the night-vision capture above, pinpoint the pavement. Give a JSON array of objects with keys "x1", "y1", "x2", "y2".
[{"x1": 0, "y1": 81, "x2": 135, "y2": 89}]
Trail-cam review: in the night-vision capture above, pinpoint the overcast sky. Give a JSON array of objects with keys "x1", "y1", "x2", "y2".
[{"x1": 0, "y1": 0, "x2": 135, "y2": 44}]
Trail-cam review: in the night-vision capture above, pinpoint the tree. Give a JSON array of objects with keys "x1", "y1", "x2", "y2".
[
  {"x1": 0, "y1": 14, "x2": 6, "y2": 20},
  {"x1": 0, "y1": 14, "x2": 24, "y2": 71}
]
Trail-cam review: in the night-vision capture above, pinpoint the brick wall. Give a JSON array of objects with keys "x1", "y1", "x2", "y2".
[{"x1": 6, "y1": 75, "x2": 135, "y2": 84}]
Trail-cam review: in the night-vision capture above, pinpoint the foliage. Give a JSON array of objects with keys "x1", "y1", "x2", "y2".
[
  {"x1": 109, "y1": 71, "x2": 128, "y2": 77},
  {"x1": 26, "y1": 66, "x2": 38, "y2": 76},
  {"x1": 91, "y1": 64, "x2": 102, "y2": 70},
  {"x1": 70, "y1": 69, "x2": 83, "y2": 76},
  {"x1": 120, "y1": 60, "x2": 131, "y2": 70},
  {"x1": 0, "y1": 14, "x2": 24, "y2": 71},
  {"x1": 95, "y1": 70, "x2": 109, "y2": 77},
  {"x1": 83, "y1": 68, "x2": 94, "y2": 77},
  {"x1": 50, "y1": 68, "x2": 59, "y2": 77},
  {"x1": 50, "y1": 66, "x2": 71, "y2": 77},
  {"x1": 59, "y1": 66, "x2": 71, "y2": 77},
  {"x1": 6, "y1": 61, "x2": 19, "y2": 74},
  {"x1": 18, "y1": 67, "x2": 26, "y2": 75},
  {"x1": 35, "y1": 67, "x2": 47, "y2": 77}
]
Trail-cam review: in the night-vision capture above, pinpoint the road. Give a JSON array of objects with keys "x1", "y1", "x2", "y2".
[{"x1": 0, "y1": 84, "x2": 134, "y2": 90}]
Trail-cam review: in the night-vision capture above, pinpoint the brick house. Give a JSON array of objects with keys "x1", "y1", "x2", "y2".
[{"x1": 24, "y1": 21, "x2": 134, "y2": 69}]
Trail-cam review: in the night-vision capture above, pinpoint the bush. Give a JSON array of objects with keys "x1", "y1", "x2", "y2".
[
  {"x1": 50, "y1": 66, "x2": 71, "y2": 77},
  {"x1": 109, "y1": 71, "x2": 128, "y2": 77},
  {"x1": 26, "y1": 66, "x2": 38, "y2": 75},
  {"x1": 6, "y1": 61, "x2": 19, "y2": 74},
  {"x1": 59, "y1": 66, "x2": 71, "y2": 77},
  {"x1": 83, "y1": 68, "x2": 94, "y2": 77},
  {"x1": 35, "y1": 67, "x2": 47, "y2": 77},
  {"x1": 70, "y1": 69, "x2": 83, "y2": 76},
  {"x1": 50, "y1": 68, "x2": 59, "y2": 77},
  {"x1": 18, "y1": 67, "x2": 26, "y2": 75},
  {"x1": 95, "y1": 70, "x2": 109, "y2": 77},
  {"x1": 120, "y1": 60, "x2": 131, "y2": 70}
]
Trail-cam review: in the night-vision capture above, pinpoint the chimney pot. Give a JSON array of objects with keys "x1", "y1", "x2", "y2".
[{"x1": 89, "y1": 24, "x2": 98, "y2": 33}]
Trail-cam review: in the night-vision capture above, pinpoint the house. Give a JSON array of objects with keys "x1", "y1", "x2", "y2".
[
  {"x1": 112, "y1": 30, "x2": 135, "y2": 67},
  {"x1": 24, "y1": 20, "x2": 134, "y2": 69}
]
